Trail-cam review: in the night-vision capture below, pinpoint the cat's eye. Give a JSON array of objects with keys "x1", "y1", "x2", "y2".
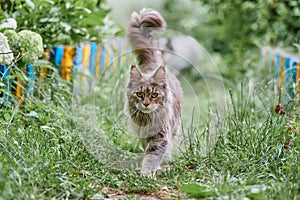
[
  {"x1": 136, "y1": 92, "x2": 144, "y2": 98},
  {"x1": 150, "y1": 93, "x2": 158, "y2": 98}
]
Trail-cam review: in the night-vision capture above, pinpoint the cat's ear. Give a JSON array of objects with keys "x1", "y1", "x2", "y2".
[
  {"x1": 130, "y1": 65, "x2": 142, "y2": 82},
  {"x1": 152, "y1": 66, "x2": 166, "y2": 83}
]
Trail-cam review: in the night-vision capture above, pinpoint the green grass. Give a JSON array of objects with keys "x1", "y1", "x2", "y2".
[{"x1": 0, "y1": 57, "x2": 299, "y2": 199}]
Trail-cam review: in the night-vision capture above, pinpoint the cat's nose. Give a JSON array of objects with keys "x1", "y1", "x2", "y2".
[{"x1": 143, "y1": 103, "x2": 149, "y2": 107}]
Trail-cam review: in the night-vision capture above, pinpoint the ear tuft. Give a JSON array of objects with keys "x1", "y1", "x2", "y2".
[{"x1": 130, "y1": 64, "x2": 136, "y2": 70}]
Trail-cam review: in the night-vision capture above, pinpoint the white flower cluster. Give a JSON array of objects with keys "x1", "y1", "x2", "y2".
[
  {"x1": 0, "y1": 18, "x2": 17, "y2": 30},
  {"x1": 0, "y1": 18, "x2": 44, "y2": 65},
  {"x1": 18, "y1": 30, "x2": 43, "y2": 64},
  {"x1": 0, "y1": 33, "x2": 14, "y2": 65},
  {"x1": 0, "y1": 18, "x2": 17, "y2": 65},
  {"x1": 3, "y1": 29, "x2": 19, "y2": 44}
]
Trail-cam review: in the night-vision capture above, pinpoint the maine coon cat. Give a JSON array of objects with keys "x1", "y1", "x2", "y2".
[{"x1": 125, "y1": 8, "x2": 183, "y2": 175}]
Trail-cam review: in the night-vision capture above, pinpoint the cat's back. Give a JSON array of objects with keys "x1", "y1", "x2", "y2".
[{"x1": 166, "y1": 69, "x2": 183, "y2": 107}]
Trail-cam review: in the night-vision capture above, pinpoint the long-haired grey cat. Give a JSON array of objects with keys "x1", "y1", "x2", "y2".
[{"x1": 125, "y1": 8, "x2": 183, "y2": 176}]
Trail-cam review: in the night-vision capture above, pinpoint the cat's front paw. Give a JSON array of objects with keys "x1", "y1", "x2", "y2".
[
  {"x1": 141, "y1": 170, "x2": 156, "y2": 178},
  {"x1": 141, "y1": 165, "x2": 162, "y2": 178}
]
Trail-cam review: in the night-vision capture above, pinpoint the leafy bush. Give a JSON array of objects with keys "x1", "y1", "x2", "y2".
[
  {"x1": 199, "y1": 0, "x2": 300, "y2": 52},
  {"x1": 163, "y1": 0, "x2": 300, "y2": 78},
  {"x1": 165, "y1": 0, "x2": 300, "y2": 52},
  {"x1": 0, "y1": 0, "x2": 110, "y2": 45}
]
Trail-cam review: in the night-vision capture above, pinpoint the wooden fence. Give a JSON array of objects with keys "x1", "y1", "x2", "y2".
[
  {"x1": 261, "y1": 46, "x2": 300, "y2": 98},
  {"x1": 0, "y1": 38, "x2": 130, "y2": 105}
]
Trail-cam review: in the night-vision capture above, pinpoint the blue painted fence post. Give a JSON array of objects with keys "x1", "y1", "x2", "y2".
[
  {"x1": 89, "y1": 42, "x2": 97, "y2": 76},
  {"x1": 283, "y1": 56, "x2": 291, "y2": 89},
  {"x1": 26, "y1": 64, "x2": 36, "y2": 96},
  {"x1": 274, "y1": 52, "x2": 281, "y2": 79},
  {"x1": 100, "y1": 43, "x2": 106, "y2": 71},
  {"x1": 52, "y1": 46, "x2": 65, "y2": 73},
  {"x1": 0, "y1": 65, "x2": 11, "y2": 104},
  {"x1": 74, "y1": 44, "x2": 83, "y2": 70},
  {"x1": 290, "y1": 58, "x2": 299, "y2": 97}
]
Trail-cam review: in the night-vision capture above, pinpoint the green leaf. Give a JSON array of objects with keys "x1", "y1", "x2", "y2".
[
  {"x1": 60, "y1": 22, "x2": 72, "y2": 32},
  {"x1": 247, "y1": 193, "x2": 266, "y2": 200},
  {"x1": 65, "y1": 2, "x2": 71, "y2": 9},
  {"x1": 44, "y1": 0, "x2": 55, "y2": 5},
  {"x1": 181, "y1": 183, "x2": 216, "y2": 198},
  {"x1": 83, "y1": 8, "x2": 92, "y2": 14},
  {"x1": 4, "y1": 113, "x2": 10, "y2": 121},
  {"x1": 25, "y1": 0, "x2": 35, "y2": 10},
  {"x1": 47, "y1": 18, "x2": 60, "y2": 22}
]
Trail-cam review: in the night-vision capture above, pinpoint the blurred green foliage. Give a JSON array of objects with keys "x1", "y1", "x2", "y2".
[
  {"x1": 200, "y1": 0, "x2": 300, "y2": 52},
  {"x1": 0, "y1": 0, "x2": 109, "y2": 45},
  {"x1": 165, "y1": 0, "x2": 300, "y2": 52},
  {"x1": 164, "y1": 0, "x2": 300, "y2": 76}
]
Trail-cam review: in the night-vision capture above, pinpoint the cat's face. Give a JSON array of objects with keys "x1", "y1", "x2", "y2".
[
  {"x1": 131, "y1": 83, "x2": 164, "y2": 113},
  {"x1": 127, "y1": 65, "x2": 167, "y2": 114}
]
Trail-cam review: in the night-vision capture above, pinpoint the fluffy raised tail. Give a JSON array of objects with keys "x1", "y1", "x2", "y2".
[{"x1": 127, "y1": 8, "x2": 166, "y2": 71}]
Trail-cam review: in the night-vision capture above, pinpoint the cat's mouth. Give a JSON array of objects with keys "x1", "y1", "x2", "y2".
[
  {"x1": 140, "y1": 108, "x2": 152, "y2": 114},
  {"x1": 137, "y1": 106, "x2": 153, "y2": 114}
]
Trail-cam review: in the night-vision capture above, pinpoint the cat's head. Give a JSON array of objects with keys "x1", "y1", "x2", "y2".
[{"x1": 127, "y1": 65, "x2": 167, "y2": 114}]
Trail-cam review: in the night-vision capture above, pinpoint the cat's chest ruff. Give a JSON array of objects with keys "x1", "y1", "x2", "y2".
[{"x1": 129, "y1": 115, "x2": 167, "y2": 138}]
